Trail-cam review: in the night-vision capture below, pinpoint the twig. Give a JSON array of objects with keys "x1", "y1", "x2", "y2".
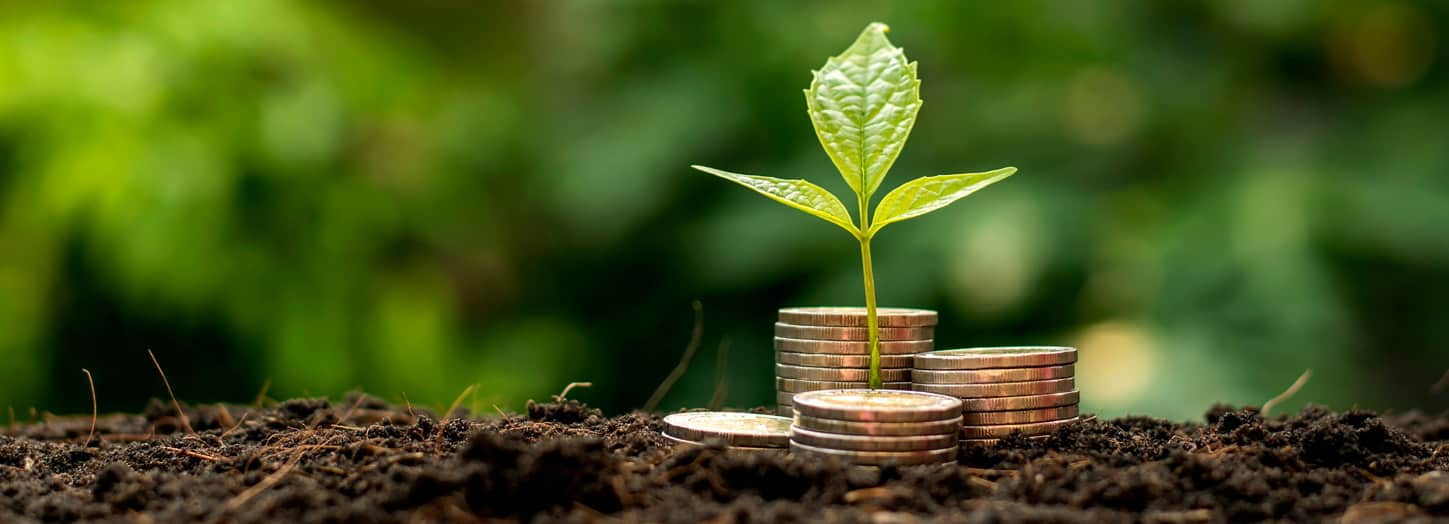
[
  {"x1": 644, "y1": 301, "x2": 703, "y2": 412},
  {"x1": 444, "y1": 385, "x2": 477, "y2": 422},
  {"x1": 1262, "y1": 368, "x2": 1312, "y2": 417},
  {"x1": 1432, "y1": 368, "x2": 1449, "y2": 394},
  {"x1": 709, "y1": 339, "x2": 731, "y2": 411},
  {"x1": 401, "y1": 392, "x2": 416, "y2": 420},
  {"x1": 554, "y1": 382, "x2": 593, "y2": 402},
  {"x1": 225, "y1": 456, "x2": 300, "y2": 510},
  {"x1": 219, "y1": 413, "x2": 250, "y2": 441},
  {"x1": 82, "y1": 369, "x2": 97, "y2": 447},
  {"x1": 147, "y1": 350, "x2": 194, "y2": 434},
  {"x1": 161, "y1": 446, "x2": 224, "y2": 462},
  {"x1": 253, "y1": 379, "x2": 272, "y2": 408}
]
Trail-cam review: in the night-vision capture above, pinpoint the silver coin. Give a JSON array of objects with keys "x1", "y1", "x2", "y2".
[
  {"x1": 776, "y1": 378, "x2": 911, "y2": 393},
  {"x1": 662, "y1": 412, "x2": 792, "y2": 448},
  {"x1": 791, "y1": 389, "x2": 963, "y2": 423},
  {"x1": 777, "y1": 405, "x2": 794, "y2": 417},
  {"x1": 910, "y1": 364, "x2": 1076, "y2": 384},
  {"x1": 789, "y1": 425, "x2": 957, "y2": 451},
  {"x1": 960, "y1": 405, "x2": 1078, "y2": 425},
  {"x1": 959, "y1": 391, "x2": 1080, "y2": 411},
  {"x1": 794, "y1": 414, "x2": 963, "y2": 437},
  {"x1": 661, "y1": 432, "x2": 786, "y2": 452},
  {"x1": 777, "y1": 391, "x2": 797, "y2": 405},
  {"x1": 914, "y1": 347, "x2": 1077, "y2": 370},
  {"x1": 911, "y1": 378, "x2": 1075, "y2": 398},
  {"x1": 775, "y1": 337, "x2": 933, "y2": 355},
  {"x1": 776, "y1": 364, "x2": 911, "y2": 382},
  {"x1": 778, "y1": 307, "x2": 938, "y2": 327},
  {"x1": 959, "y1": 417, "x2": 1079, "y2": 439},
  {"x1": 959, "y1": 435, "x2": 1050, "y2": 447},
  {"x1": 776, "y1": 351, "x2": 915, "y2": 368},
  {"x1": 775, "y1": 323, "x2": 934, "y2": 341},
  {"x1": 789, "y1": 441, "x2": 956, "y2": 466}
]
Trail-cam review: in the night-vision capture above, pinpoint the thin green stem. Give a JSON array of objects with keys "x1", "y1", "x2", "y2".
[{"x1": 857, "y1": 192, "x2": 881, "y2": 389}]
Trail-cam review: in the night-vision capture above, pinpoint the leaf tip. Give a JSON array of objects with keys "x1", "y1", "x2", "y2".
[{"x1": 866, "y1": 22, "x2": 890, "y2": 34}]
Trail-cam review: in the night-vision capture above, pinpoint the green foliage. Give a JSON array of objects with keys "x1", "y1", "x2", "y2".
[{"x1": 696, "y1": 23, "x2": 1016, "y2": 386}]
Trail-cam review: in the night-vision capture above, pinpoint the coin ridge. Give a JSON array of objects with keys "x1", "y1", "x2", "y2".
[
  {"x1": 788, "y1": 441, "x2": 956, "y2": 466},
  {"x1": 776, "y1": 363, "x2": 912, "y2": 382},
  {"x1": 778, "y1": 307, "x2": 938, "y2": 327},
  {"x1": 793, "y1": 414, "x2": 964, "y2": 436},
  {"x1": 911, "y1": 378, "x2": 1076, "y2": 398},
  {"x1": 910, "y1": 364, "x2": 1076, "y2": 384},
  {"x1": 776, "y1": 378, "x2": 912, "y2": 393},
  {"x1": 958, "y1": 417, "x2": 1080, "y2": 438},
  {"x1": 958, "y1": 391, "x2": 1080, "y2": 411},
  {"x1": 914, "y1": 346, "x2": 1077, "y2": 370},
  {"x1": 791, "y1": 389, "x2": 964, "y2": 423},
  {"x1": 776, "y1": 351, "x2": 916, "y2": 368},
  {"x1": 775, "y1": 337, "x2": 933, "y2": 355},
  {"x1": 775, "y1": 323, "x2": 935, "y2": 342},
  {"x1": 661, "y1": 412, "x2": 792, "y2": 447},
  {"x1": 960, "y1": 405, "x2": 1079, "y2": 425}
]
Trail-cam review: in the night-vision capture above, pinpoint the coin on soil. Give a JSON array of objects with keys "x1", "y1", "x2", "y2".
[
  {"x1": 794, "y1": 414, "x2": 963, "y2": 436},
  {"x1": 789, "y1": 441, "x2": 956, "y2": 466},
  {"x1": 661, "y1": 432, "x2": 785, "y2": 452},
  {"x1": 775, "y1": 337, "x2": 932, "y2": 355},
  {"x1": 958, "y1": 435, "x2": 1050, "y2": 447},
  {"x1": 775, "y1": 364, "x2": 911, "y2": 382},
  {"x1": 775, "y1": 351, "x2": 915, "y2": 368},
  {"x1": 914, "y1": 346, "x2": 1077, "y2": 370},
  {"x1": 960, "y1": 405, "x2": 1078, "y2": 425},
  {"x1": 910, "y1": 364, "x2": 1075, "y2": 384},
  {"x1": 958, "y1": 417, "x2": 1079, "y2": 439},
  {"x1": 777, "y1": 307, "x2": 938, "y2": 328},
  {"x1": 958, "y1": 391, "x2": 1080, "y2": 411},
  {"x1": 791, "y1": 389, "x2": 963, "y2": 423},
  {"x1": 911, "y1": 378, "x2": 1075, "y2": 398},
  {"x1": 774, "y1": 323, "x2": 934, "y2": 342},
  {"x1": 789, "y1": 425, "x2": 957, "y2": 451},
  {"x1": 776, "y1": 378, "x2": 911, "y2": 393},
  {"x1": 661, "y1": 412, "x2": 792, "y2": 448}
]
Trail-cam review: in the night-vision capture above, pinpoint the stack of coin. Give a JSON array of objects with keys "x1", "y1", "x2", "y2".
[
  {"x1": 775, "y1": 307, "x2": 937, "y2": 416},
  {"x1": 788, "y1": 389, "x2": 963, "y2": 466},
  {"x1": 660, "y1": 412, "x2": 792, "y2": 451},
  {"x1": 911, "y1": 347, "x2": 1080, "y2": 445}
]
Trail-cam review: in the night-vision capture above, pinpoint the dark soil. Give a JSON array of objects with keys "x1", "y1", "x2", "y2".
[{"x1": 2, "y1": 395, "x2": 1446, "y2": 523}]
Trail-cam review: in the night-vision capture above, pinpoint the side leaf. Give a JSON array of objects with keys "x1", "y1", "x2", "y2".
[
  {"x1": 691, "y1": 165, "x2": 859, "y2": 235},
  {"x1": 868, "y1": 167, "x2": 1017, "y2": 235},
  {"x1": 805, "y1": 22, "x2": 922, "y2": 202}
]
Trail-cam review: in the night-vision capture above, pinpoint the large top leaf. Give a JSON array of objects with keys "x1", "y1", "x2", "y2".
[{"x1": 806, "y1": 22, "x2": 922, "y2": 203}]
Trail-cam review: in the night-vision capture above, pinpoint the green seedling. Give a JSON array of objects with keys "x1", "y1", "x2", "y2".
[{"x1": 693, "y1": 22, "x2": 1017, "y2": 388}]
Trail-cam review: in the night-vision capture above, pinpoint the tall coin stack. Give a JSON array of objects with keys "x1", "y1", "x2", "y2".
[
  {"x1": 774, "y1": 307, "x2": 937, "y2": 416},
  {"x1": 788, "y1": 389, "x2": 964, "y2": 466},
  {"x1": 911, "y1": 347, "x2": 1080, "y2": 445}
]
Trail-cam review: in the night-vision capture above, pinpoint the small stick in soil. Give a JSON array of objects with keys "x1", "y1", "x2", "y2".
[
  {"x1": 709, "y1": 339, "x2": 731, "y2": 411},
  {"x1": 644, "y1": 300, "x2": 703, "y2": 412},
  {"x1": 401, "y1": 392, "x2": 417, "y2": 421},
  {"x1": 219, "y1": 412, "x2": 250, "y2": 441},
  {"x1": 226, "y1": 455, "x2": 300, "y2": 511},
  {"x1": 148, "y1": 350, "x2": 194, "y2": 434},
  {"x1": 444, "y1": 384, "x2": 477, "y2": 422},
  {"x1": 253, "y1": 378, "x2": 272, "y2": 407},
  {"x1": 82, "y1": 369, "x2": 97, "y2": 448},
  {"x1": 161, "y1": 446, "x2": 225, "y2": 462},
  {"x1": 554, "y1": 382, "x2": 593, "y2": 402},
  {"x1": 1432, "y1": 368, "x2": 1449, "y2": 394},
  {"x1": 1262, "y1": 368, "x2": 1312, "y2": 417}
]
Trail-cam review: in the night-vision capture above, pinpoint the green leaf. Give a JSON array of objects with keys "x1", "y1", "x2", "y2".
[
  {"x1": 805, "y1": 22, "x2": 922, "y2": 202},
  {"x1": 869, "y1": 167, "x2": 1017, "y2": 235},
  {"x1": 691, "y1": 165, "x2": 859, "y2": 235}
]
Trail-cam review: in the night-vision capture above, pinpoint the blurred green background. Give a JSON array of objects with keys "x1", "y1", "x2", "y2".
[{"x1": 2, "y1": 1, "x2": 1446, "y2": 422}]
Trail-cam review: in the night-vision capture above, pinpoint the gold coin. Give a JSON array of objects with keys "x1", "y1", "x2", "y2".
[
  {"x1": 789, "y1": 425, "x2": 957, "y2": 452},
  {"x1": 661, "y1": 412, "x2": 792, "y2": 448},
  {"x1": 774, "y1": 323, "x2": 934, "y2": 341},
  {"x1": 913, "y1": 347, "x2": 1076, "y2": 370},
  {"x1": 774, "y1": 337, "x2": 932, "y2": 355},
  {"x1": 791, "y1": 389, "x2": 963, "y2": 422},
  {"x1": 794, "y1": 414, "x2": 963, "y2": 436},
  {"x1": 960, "y1": 405, "x2": 1078, "y2": 425},
  {"x1": 778, "y1": 307, "x2": 938, "y2": 328},
  {"x1": 959, "y1": 417, "x2": 1079, "y2": 439},
  {"x1": 661, "y1": 432, "x2": 786, "y2": 452},
  {"x1": 776, "y1": 378, "x2": 912, "y2": 393},
  {"x1": 777, "y1": 405, "x2": 794, "y2": 417},
  {"x1": 777, "y1": 392, "x2": 797, "y2": 405},
  {"x1": 776, "y1": 364, "x2": 911, "y2": 382},
  {"x1": 958, "y1": 435, "x2": 1049, "y2": 447},
  {"x1": 789, "y1": 441, "x2": 956, "y2": 466},
  {"x1": 911, "y1": 378, "x2": 1075, "y2": 398},
  {"x1": 959, "y1": 391, "x2": 1080, "y2": 411},
  {"x1": 776, "y1": 351, "x2": 915, "y2": 368},
  {"x1": 910, "y1": 364, "x2": 1075, "y2": 384}
]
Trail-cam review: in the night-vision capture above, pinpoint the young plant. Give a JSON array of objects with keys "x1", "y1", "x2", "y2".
[{"x1": 692, "y1": 22, "x2": 1017, "y2": 388}]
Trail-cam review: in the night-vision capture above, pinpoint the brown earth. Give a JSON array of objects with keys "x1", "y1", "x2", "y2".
[{"x1": 1, "y1": 395, "x2": 1446, "y2": 523}]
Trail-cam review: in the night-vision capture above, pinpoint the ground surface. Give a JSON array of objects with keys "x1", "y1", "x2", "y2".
[{"x1": 1, "y1": 396, "x2": 1446, "y2": 523}]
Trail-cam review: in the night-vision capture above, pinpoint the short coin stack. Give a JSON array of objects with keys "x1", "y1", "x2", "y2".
[
  {"x1": 775, "y1": 307, "x2": 937, "y2": 416},
  {"x1": 660, "y1": 412, "x2": 792, "y2": 452},
  {"x1": 911, "y1": 347, "x2": 1080, "y2": 445},
  {"x1": 788, "y1": 389, "x2": 963, "y2": 466}
]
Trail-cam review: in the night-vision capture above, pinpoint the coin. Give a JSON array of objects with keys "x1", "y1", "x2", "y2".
[
  {"x1": 958, "y1": 391, "x2": 1080, "y2": 411},
  {"x1": 960, "y1": 405, "x2": 1078, "y2": 425},
  {"x1": 958, "y1": 435, "x2": 1050, "y2": 447},
  {"x1": 910, "y1": 364, "x2": 1076, "y2": 384},
  {"x1": 662, "y1": 412, "x2": 792, "y2": 448},
  {"x1": 775, "y1": 323, "x2": 934, "y2": 341},
  {"x1": 911, "y1": 378, "x2": 1075, "y2": 398},
  {"x1": 776, "y1": 364, "x2": 911, "y2": 382},
  {"x1": 776, "y1": 351, "x2": 915, "y2": 368},
  {"x1": 913, "y1": 347, "x2": 1077, "y2": 370},
  {"x1": 790, "y1": 425, "x2": 957, "y2": 452},
  {"x1": 958, "y1": 417, "x2": 1079, "y2": 439},
  {"x1": 792, "y1": 389, "x2": 963, "y2": 422},
  {"x1": 794, "y1": 414, "x2": 963, "y2": 436},
  {"x1": 776, "y1": 378, "x2": 912, "y2": 393},
  {"x1": 778, "y1": 307, "x2": 938, "y2": 328},
  {"x1": 777, "y1": 392, "x2": 797, "y2": 405},
  {"x1": 777, "y1": 405, "x2": 794, "y2": 417},
  {"x1": 774, "y1": 337, "x2": 932, "y2": 355},
  {"x1": 789, "y1": 441, "x2": 956, "y2": 466},
  {"x1": 661, "y1": 432, "x2": 785, "y2": 452}
]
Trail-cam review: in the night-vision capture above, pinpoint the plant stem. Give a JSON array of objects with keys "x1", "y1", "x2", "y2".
[{"x1": 858, "y1": 236, "x2": 882, "y2": 389}]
